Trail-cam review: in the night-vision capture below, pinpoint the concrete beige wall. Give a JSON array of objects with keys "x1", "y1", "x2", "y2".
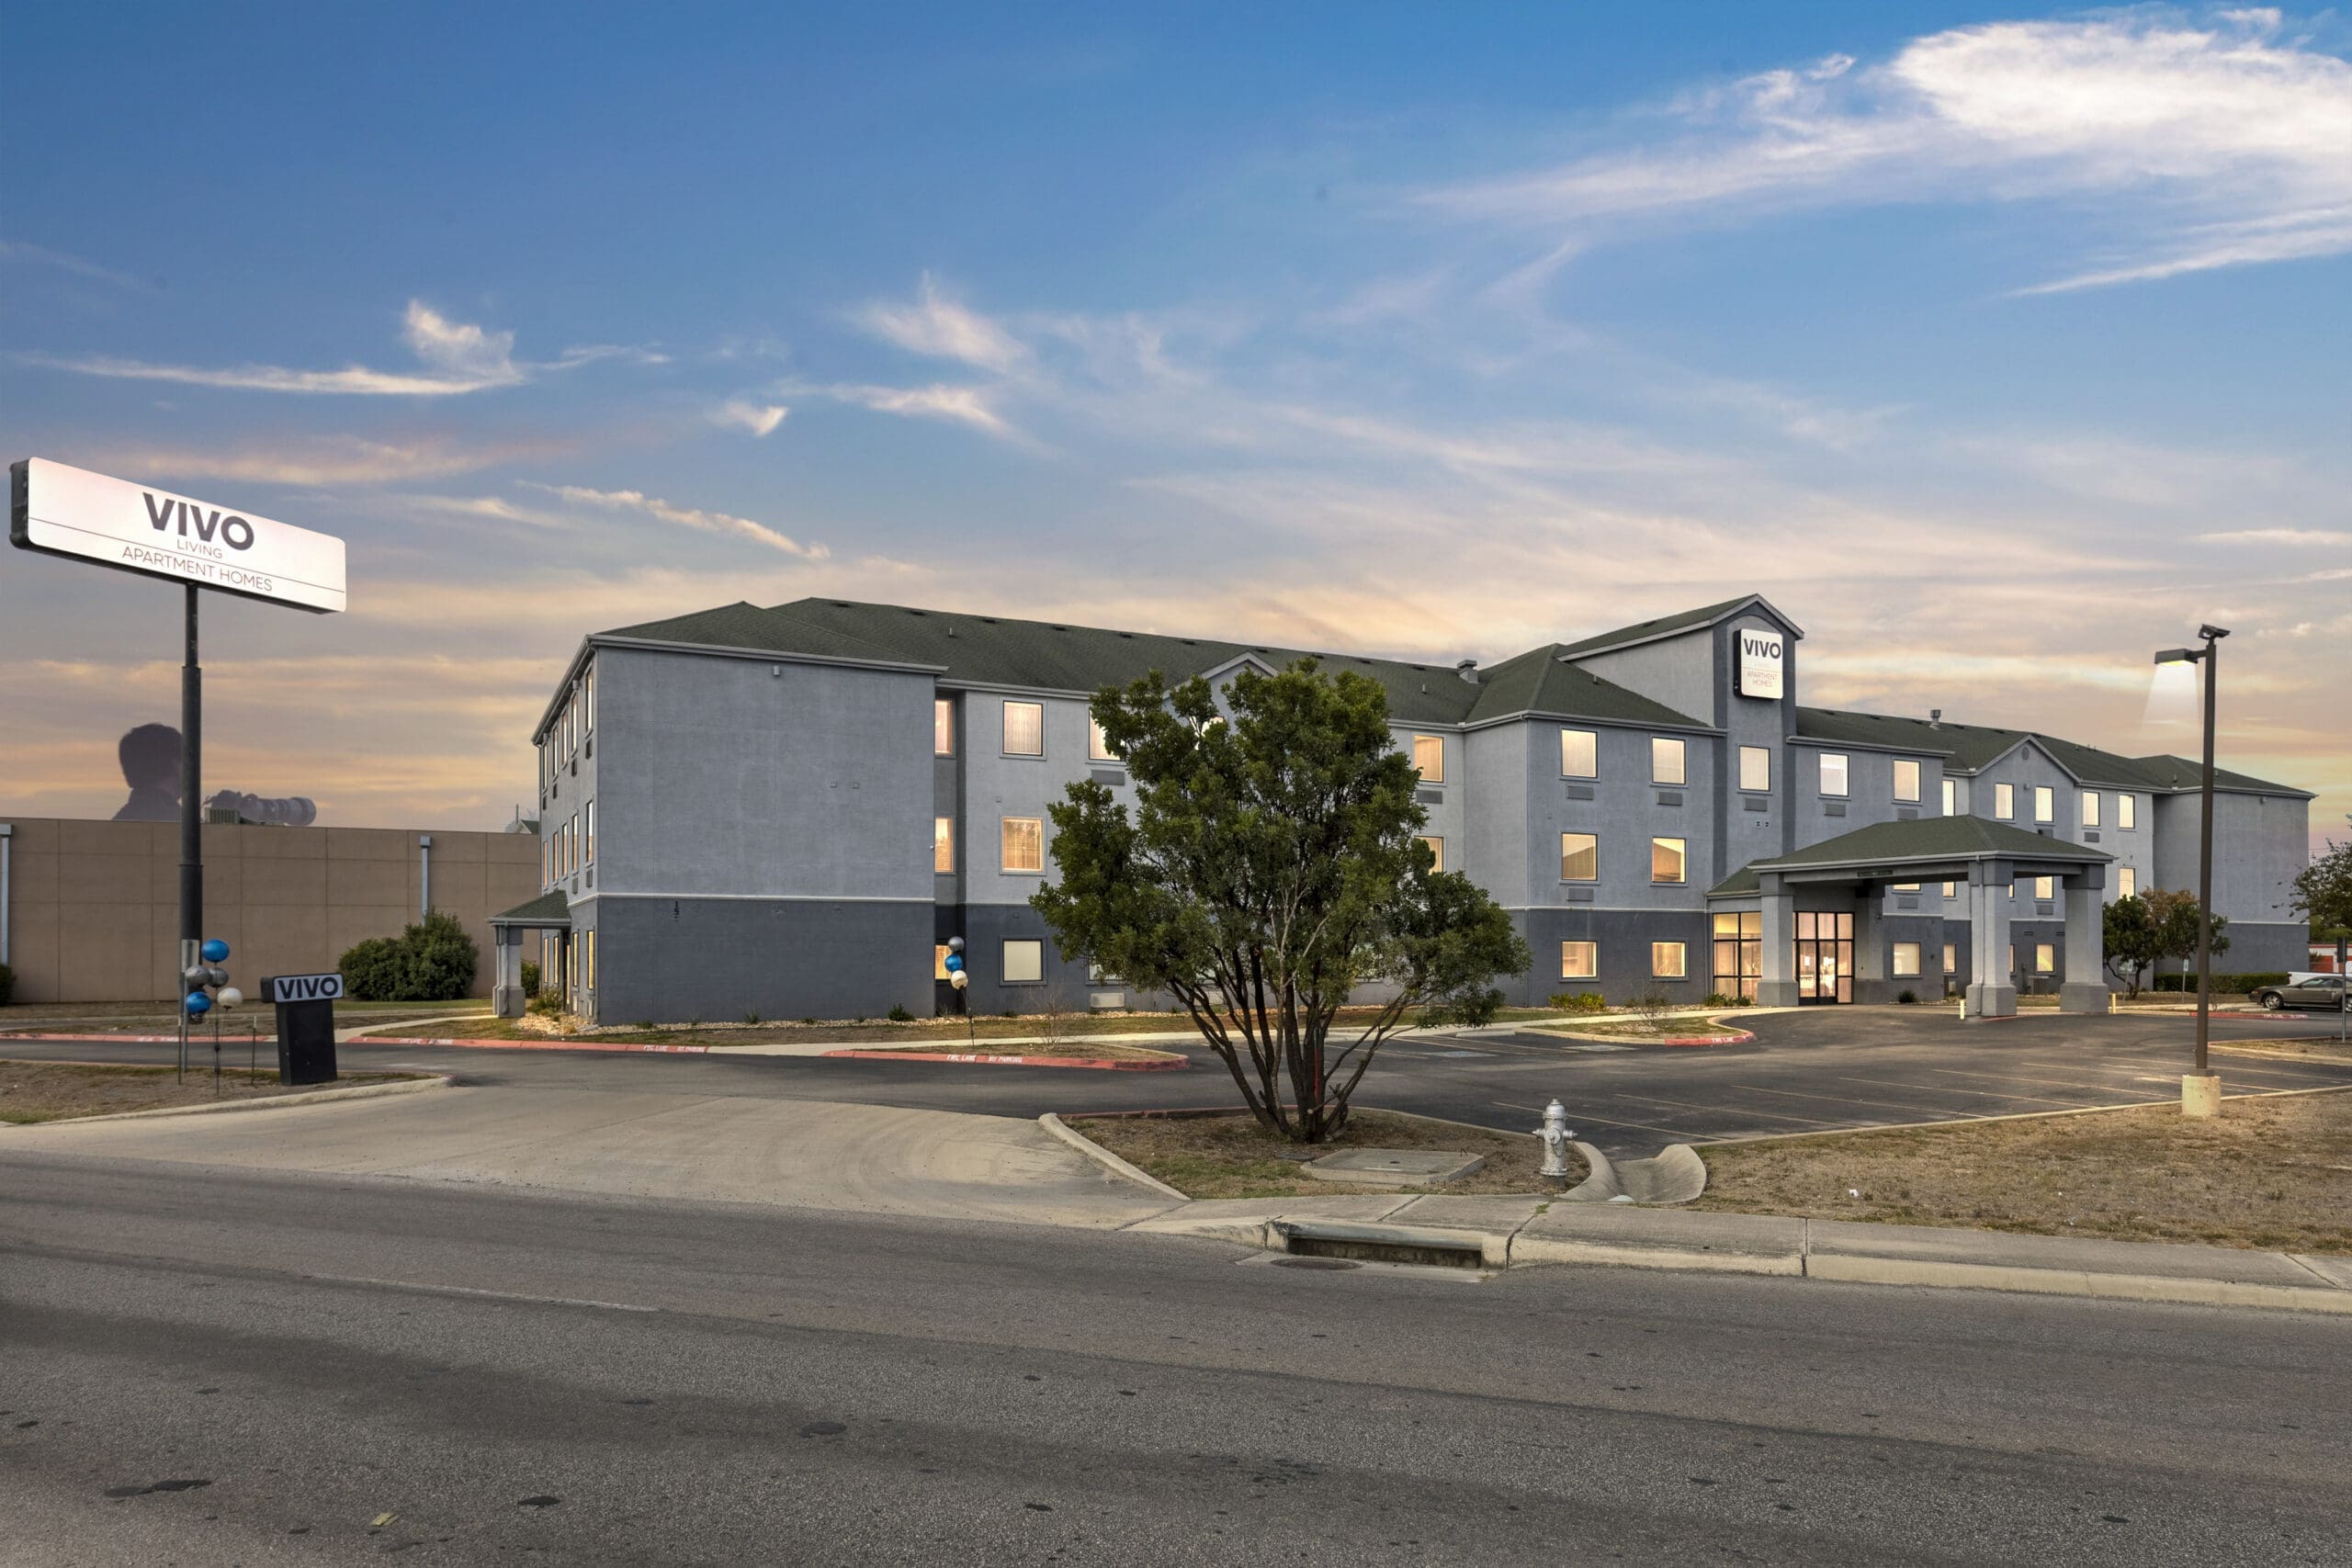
[{"x1": 0, "y1": 818, "x2": 541, "y2": 1004}]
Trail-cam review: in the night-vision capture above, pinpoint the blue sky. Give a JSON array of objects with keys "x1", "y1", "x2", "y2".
[{"x1": 4, "y1": 3, "x2": 2346, "y2": 849}]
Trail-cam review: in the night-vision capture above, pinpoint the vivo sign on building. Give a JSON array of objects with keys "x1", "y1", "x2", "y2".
[
  {"x1": 1736, "y1": 627, "x2": 1784, "y2": 699},
  {"x1": 10, "y1": 457, "x2": 345, "y2": 614}
]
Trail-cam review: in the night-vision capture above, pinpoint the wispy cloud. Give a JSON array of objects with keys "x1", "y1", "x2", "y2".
[
  {"x1": 96, "y1": 433, "x2": 570, "y2": 488},
  {"x1": 519, "y1": 482, "x2": 828, "y2": 558},
  {"x1": 2198, "y1": 525, "x2": 2351, "y2": 547},
  {"x1": 1420, "y1": 12, "x2": 2352, "y2": 293},
  {"x1": 0, "y1": 238, "x2": 153, "y2": 293},
  {"x1": 854, "y1": 272, "x2": 1030, "y2": 373},
  {"x1": 710, "y1": 399, "x2": 789, "y2": 437}
]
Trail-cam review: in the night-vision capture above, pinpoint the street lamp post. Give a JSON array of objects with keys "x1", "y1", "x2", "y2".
[{"x1": 2154, "y1": 624, "x2": 2229, "y2": 1117}]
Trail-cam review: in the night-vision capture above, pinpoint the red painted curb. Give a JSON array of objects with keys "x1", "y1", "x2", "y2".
[
  {"x1": 1653, "y1": 1031, "x2": 1754, "y2": 1046},
  {"x1": 820, "y1": 1048, "x2": 1188, "y2": 1071},
  {"x1": 354, "y1": 1036, "x2": 710, "y2": 1054}
]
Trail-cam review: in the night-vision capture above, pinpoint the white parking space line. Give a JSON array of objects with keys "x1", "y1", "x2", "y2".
[
  {"x1": 1829, "y1": 1073, "x2": 2084, "y2": 1109},
  {"x1": 1731, "y1": 1082, "x2": 1956, "y2": 1118},
  {"x1": 1607, "y1": 1091, "x2": 1842, "y2": 1127}
]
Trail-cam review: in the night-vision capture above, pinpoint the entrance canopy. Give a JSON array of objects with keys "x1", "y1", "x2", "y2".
[
  {"x1": 488, "y1": 890, "x2": 571, "y2": 1018},
  {"x1": 1711, "y1": 816, "x2": 2112, "y2": 1019}
]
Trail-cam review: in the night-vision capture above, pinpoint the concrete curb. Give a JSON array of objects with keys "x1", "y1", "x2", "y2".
[
  {"x1": 1037, "y1": 1113, "x2": 1191, "y2": 1200},
  {"x1": 351, "y1": 1036, "x2": 711, "y2": 1054},
  {"x1": 825, "y1": 1049, "x2": 1187, "y2": 1071},
  {"x1": 2, "y1": 1073, "x2": 455, "y2": 1129}
]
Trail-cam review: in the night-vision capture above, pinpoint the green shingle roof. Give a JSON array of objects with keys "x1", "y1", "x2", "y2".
[
  {"x1": 1792, "y1": 707, "x2": 2306, "y2": 795},
  {"x1": 1464, "y1": 643, "x2": 1707, "y2": 728},
  {"x1": 602, "y1": 602, "x2": 924, "y2": 667},
  {"x1": 1711, "y1": 815, "x2": 2111, "y2": 897},
  {"x1": 490, "y1": 890, "x2": 572, "y2": 926},
  {"x1": 1553, "y1": 594, "x2": 1780, "y2": 660}
]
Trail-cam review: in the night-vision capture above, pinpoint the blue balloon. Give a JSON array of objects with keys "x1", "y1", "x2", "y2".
[
  {"x1": 944, "y1": 953, "x2": 964, "y2": 973},
  {"x1": 185, "y1": 991, "x2": 212, "y2": 1015},
  {"x1": 201, "y1": 939, "x2": 230, "y2": 963}
]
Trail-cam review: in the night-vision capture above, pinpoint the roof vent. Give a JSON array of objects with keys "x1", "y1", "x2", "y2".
[
  {"x1": 1454, "y1": 659, "x2": 1480, "y2": 684},
  {"x1": 1930, "y1": 708, "x2": 1943, "y2": 729}
]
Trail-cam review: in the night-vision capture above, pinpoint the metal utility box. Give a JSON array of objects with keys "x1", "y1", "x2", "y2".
[{"x1": 261, "y1": 972, "x2": 344, "y2": 1085}]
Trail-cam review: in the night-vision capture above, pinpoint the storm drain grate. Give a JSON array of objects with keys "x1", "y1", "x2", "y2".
[{"x1": 1284, "y1": 1234, "x2": 1485, "y2": 1269}]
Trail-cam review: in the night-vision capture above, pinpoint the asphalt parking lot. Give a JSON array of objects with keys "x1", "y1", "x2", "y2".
[{"x1": 6, "y1": 1006, "x2": 2346, "y2": 1158}]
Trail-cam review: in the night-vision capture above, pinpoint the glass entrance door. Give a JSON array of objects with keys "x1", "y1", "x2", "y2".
[{"x1": 1795, "y1": 911, "x2": 1854, "y2": 1003}]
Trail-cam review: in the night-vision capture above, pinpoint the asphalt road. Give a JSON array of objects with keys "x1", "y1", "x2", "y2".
[
  {"x1": 4, "y1": 1154, "x2": 2347, "y2": 1566},
  {"x1": 8, "y1": 1008, "x2": 2348, "y2": 1157}
]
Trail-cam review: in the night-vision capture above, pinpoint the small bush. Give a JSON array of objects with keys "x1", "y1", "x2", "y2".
[
  {"x1": 337, "y1": 936, "x2": 408, "y2": 1001},
  {"x1": 1897, "y1": 988, "x2": 1918, "y2": 1005},
  {"x1": 1548, "y1": 990, "x2": 1607, "y2": 1014},
  {"x1": 337, "y1": 911, "x2": 479, "y2": 1002},
  {"x1": 520, "y1": 959, "x2": 541, "y2": 998},
  {"x1": 2150, "y1": 971, "x2": 2287, "y2": 994},
  {"x1": 1418, "y1": 986, "x2": 1505, "y2": 1030},
  {"x1": 743, "y1": 1010, "x2": 762, "y2": 1026},
  {"x1": 527, "y1": 994, "x2": 560, "y2": 1018},
  {"x1": 887, "y1": 1003, "x2": 913, "y2": 1022},
  {"x1": 0, "y1": 960, "x2": 14, "y2": 1007}
]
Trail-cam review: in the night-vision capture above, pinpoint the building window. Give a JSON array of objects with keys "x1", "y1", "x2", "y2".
[
  {"x1": 1412, "y1": 734, "x2": 1445, "y2": 784},
  {"x1": 1089, "y1": 719, "x2": 1117, "y2": 761},
  {"x1": 583, "y1": 660, "x2": 595, "y2": 734},
  {"x1": 1001, "y1": 817, "x2": 1044, "y2": 874},
  {"x1": 568, "y1": 814, "x2": 579, "y2": 875},
  {"x1": 2007, "y1": 943, "x2": 2017, "y2": 975},
  {"x1": 2082, "y1": 792, "x2": 2100, "y2": 828},
  {"x1": 1942, "y1": 882, "x2": 1956, "y2": 898},
  {"x1": 1418, "y1": 836, "x2": 1443, "y2": 873},
  {"x1": 1892, "y1": 942, "x2": 1922, "y2": 977},
  {"x1": 934, "y1": 698, "x2": 954, "y2": 756},
  {"x1": 2118, "y1": 793, "x2": 2136, "y2": 830},
  {"x1": 1894, "y1": 882, "x2": 1920, "y2": 892},
  {"x1": 2118, "y1": 866, "x2": 2136, "y2": 898},
  {"x1": 583, "y1": 929, "x2": 594, "y2": 992},
  {"x1": 1942, "y1": 943, "x2": 1958, "y2": 975},
  {"x1": 1560, "y1": 832, "x2": 1599, "y2": 882},
  {"x1": 1711, "y1": 911, "x2": 1763, "y2": 1001},
  {"x1": 2034, "y1": 785, "x2": 2054, "y2": 824},
  {"x1": 933, "y1": 818, "x2": 954, "y2": 874},
  {"x1": 1002, "y1": 939, "x2": 1044, "y2": 984},
  {"x1": 1738, "y1": 746, "x2": 1770, "y2": 792},
  {"x1": 1651, "y1": 738, "x2": 1686, "y2": 785},
  {"x1": 1560, "y1": 941, "x2": 1598, "y2": 980},
  {"x1": 1002, "y1": 701, "x2": 1044, "y2": 757},
  {"x1": 1893, "y1": 760, "x2": 1920, "y2": 803},
  {"x1": 584, "y1": 800, "x2": 595, "y2": 864},
  {"x1": 2035, "y1": 943, "x2": 2056, "y2": 975},
  {"x1": 934, "y1": 944, "x2": 952, "y2": 980},
  {"x1": 1651, "y1": 837, "x2": 1687, "y2": 885},
  {"x1": 1651, "y1": 942, "x2": 1687, "y2": 979},
  {"x1": 1820, "y1": 752, "x2": 1849, "y2": 797},
  {"x1": 1561, "y1": 728, "x2": 1598, "y2": 779},
  {"x1": 1995, "y1": 782, "x2": 2015, "y2": 818},
  {"x1": 2034, "y1": 875, "x2": 2053, "y2": 900},
  {"x1": 1942, "y1": 778, "x2": 1956, "y2": 816}
]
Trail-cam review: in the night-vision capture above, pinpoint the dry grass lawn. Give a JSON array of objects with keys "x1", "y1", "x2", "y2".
[
  {"x1": 1694, "y1": 1089, "x2": 2352, "y2": 1254},
  {"x1": 1073, "y1": 1107, "x2": 1572, "y2": 1200},
  {"x1": 0, "y1": 1060, "x2": 412, "y2": 1124}
]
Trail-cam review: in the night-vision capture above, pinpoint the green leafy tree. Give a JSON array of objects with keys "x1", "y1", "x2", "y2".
[
  {"x1": 2101, "y1": 895, "x2": 2164, "y2": 999},
  {"x1": 2144, "y1": 886, "x2": 2229, "y2": 983},
  {"x1": 1032, "y1": 659, "x2": 1530, "y2": 1144},
  {"x1": 2291, "y1": 818, "x2": 2352, "y2": 975}
]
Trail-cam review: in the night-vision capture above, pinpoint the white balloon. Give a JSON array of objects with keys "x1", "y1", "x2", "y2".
[
  {"x1": 949, "y1": 971, "x2": 968, "y2": 990},
  {"x1": 216, "y1": 987, "x2": 243, "y2": 1010}
]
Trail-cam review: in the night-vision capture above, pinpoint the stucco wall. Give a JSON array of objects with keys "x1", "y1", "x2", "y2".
[{"x1": 0, "y1": 816, "x2": 539, "y2": 1003}]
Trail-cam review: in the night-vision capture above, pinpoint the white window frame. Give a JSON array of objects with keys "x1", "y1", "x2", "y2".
[
  {"x1": 1560, "y1": 941, "x2": 1598, "y2": 981},
  {"x1": 1001, "y1": 701, "x2": 1044, "y2": 757},
  {"x1": 1412, "y1": 734, "x2": 1445, "y2": 784},
  {"x1": 1001, "y1": 939, "x2": 1044, "y2": 985},
  {"x1": 2034, "y1": 785, "x2": 2054, "y2": 824},
  {"x1": 2082, "y1": 791, "x2": 2100, "y2": 828},
  {"x1": 1001, "y1": 817, "x2": 1044, "y2": 874},
  {"x1": 1738, "y1": 746, "x2": 1770, "y2": 793},
  {"x1": 1995, "y1": 782, "x2": 2015, "y2": 819},
  {"x1": 1651, "y1": 941, "x2": 1687, "y2": 979},
  {"x1": 1893, "y1": 759, "x2": 1920, "y2": 804},
  {"x1": 2118, "y1": 793, "x2": 2136, "y2": 830},
  {"x1": 1819, "y1": 752, "x2": 1849, "y2": 798},
  {"x1": 1651, "y1": 737, "x2": 1686, "y2": 786},
  {"x1": 1941, "y1": 777, "x2": 1956, "y2": 817},
  {"x1": 1560, "y1": 728, "x2": 1598, "y2": 779}
]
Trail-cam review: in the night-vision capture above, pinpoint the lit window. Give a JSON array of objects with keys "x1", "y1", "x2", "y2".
[
  {"x1": 2118, "y1": 866, "x2": 2136, "y2": 898},
  {"x1": 1002, "y1": 701, "x2": 1044, "y2": 756},
  {"x1": 1412, "y1": 735, "x2": 1445, "y2": 784},
  {"x1": 1820, "y1": 753, "x2": 1849, "y2": 797},
  {"x1": 1002, "y1": 939, "x2": 1044, "y2": 984},
  {"x1": 1651, "y1": 942, "x2": 1687, "y2": 979},
  {"x1": 583, "y1": 929, "x2": 594, "y2": 991},
  {"x1": 1995, "y1": 783, "x2": 2015, "y2": 818},
  {"x1": 1942, "y1": 778, "x2": 1956, "y2": 816},
  {"x1": 1894, "y1": 882, "x2": 1920, "y2": 892},
  {"x1": 1089, "y1": 719, "x2": 1117, "y2": 761},
  {"x1": 1418, "y1": 836, "x2": 1443, "y2": 873},
  {"x1": 2008, "y1": 943, "x2": 2017, "y2": 974},
  {"x1": 583, "y1": 661, "x2": 595, "y2": 734},
  {"x1": 1893, "y1": 760, "x2": 1920, "y2": 803},
  {"x1": 1942, "y1": 944, "x2": 1958, "y2": 975},
  {"x1": 1651, "y1": 837, "x2": 1687, "y2": 885},
  {"x1": 1560, "y1": 728, "x2": 1598, "y2": 778},
  {"x1": 1942, "y1": 882, "x2": 1956, "y2": 898},
  {"x1": 569, "y1": 814, "x2": 579, "y2": 875},
  {"x1": 1652, "y1": 738, "x2": 1686, "y2": 785},
  {"x1": 933, "y1": 818, "x2": 954, "y2": 874},
  {"x1": 2036, "y1": 943, "x2": 2055, "y2": 975},
  {"x1": 2082, "y1": 792, "x2": 2100, "y2": 828},
  {"x1": 2034, "y1": 875, "x2": 2053, "y2": 900},
  {"x1": 1892, "y1": 942, "x2": 1922, "y2": 977},
  {"x1": 1561, "y1": 833, "x2": 1599, "y2": 882},
  {"x1": 1001, "y1": 818, "x2": 1044, "y2": 874},
  {"x1": 584, "y1": 800, "x2": 595, "y2": 864},
  {"x1": 934, "y1": 944, "x2": 952, "y2": 980},
  {"x1": 2034, "y1": 785, "x2": 2054, "y2": 824},
  {"x1": 2118, "y1": 794, "x2": 2136, "y2": 829},
  {"x1": 1739, "y1": 746, "x2": 1770, "y2": 792},
  {"x1": 934, "y1": 698, "x2": 954, "y2": 756},
  {"x1": 1560, "y1": 941, "x2": 1598, "y2": 980}
]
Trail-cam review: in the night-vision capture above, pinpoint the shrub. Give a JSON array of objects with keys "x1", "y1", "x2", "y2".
[
  {"x1": 2150, "y1": 971, "x2": 2289, "y2": 994},
  {"x1": 1548, "y1": 990, "x2": 1607, "y2": 1014},
  {"x1": 337, "y1": 936, "x2": 407, "y2": 1001},
  {"x1": 1897, "y1": 989, "x2": 1918, "y2": 1005},
  {"x1": 743, "y1": 1010, "x2": 762, "y2": 1026},
  {"x1": 520, "y1": 959, "x2": 541, "y2": 998},
  {"x1": 402, "y1": 911, "x2": 480, "y2": 1002},
  {"x1": 1418, "y1": 985, "x2": 1504, "y2": 1029},
  {"x1": 0, "y1": 960, "x2": 14, "y2": 1007},
  {"x1": 887, "y1": 1003, "x2": 913, "y2": 1022}
]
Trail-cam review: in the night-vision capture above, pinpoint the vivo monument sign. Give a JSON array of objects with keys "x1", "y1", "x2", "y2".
[
  {"x1": 10, "y1": 457, "x2": 346, "y2": 614},
  {"x1": 1736, "y1": 627, "x2": 1785, "y2": 700}
]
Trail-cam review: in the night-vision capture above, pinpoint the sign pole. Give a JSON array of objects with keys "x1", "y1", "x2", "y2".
[{"x1": 178, "y1": 582, "x2": 202, "y2": 1078}]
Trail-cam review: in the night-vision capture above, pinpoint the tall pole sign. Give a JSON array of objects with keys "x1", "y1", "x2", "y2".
[{"x1": 10, "y1": 457, "x2": 346, "y2": 1027}]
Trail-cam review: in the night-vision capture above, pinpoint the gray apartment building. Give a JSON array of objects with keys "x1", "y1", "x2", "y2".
[{"x1": 501, "y1": 594, "x2": 2312, "y2": 1025}]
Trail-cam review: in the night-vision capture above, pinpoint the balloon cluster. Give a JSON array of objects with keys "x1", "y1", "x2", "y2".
[{"x1": 185, "y1": 937, "x2": 243, "y2": 1015}]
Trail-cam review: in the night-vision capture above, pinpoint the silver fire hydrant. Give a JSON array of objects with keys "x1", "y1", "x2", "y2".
[{"x1": 1535, "y1": 1098, "x2": 1574, "y2": 1190}]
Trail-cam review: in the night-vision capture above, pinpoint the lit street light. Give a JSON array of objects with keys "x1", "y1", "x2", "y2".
[{"x1": 2154, "y1": 624, "x2": 2229, "y2": 1117}]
